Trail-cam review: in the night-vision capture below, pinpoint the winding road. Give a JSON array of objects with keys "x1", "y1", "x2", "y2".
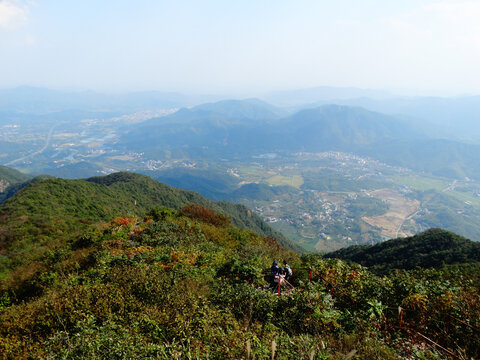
[{"x1": 4, "y1": 124, "x2": 57, "y2": 166}]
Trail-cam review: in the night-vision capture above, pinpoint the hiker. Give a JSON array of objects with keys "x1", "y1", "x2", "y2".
[
  {"x1": 283, "y1": 260, "x2": 292, "y2": 281},
  {"x1": 270, "y1": 260, "x2": 280, "y2": 288},
  {"x1": 270, "y1": 260, "x2": 280, "y2": 276},
  {"x1": 273, "y1": 269, "x2": 286, "y2": 291}
]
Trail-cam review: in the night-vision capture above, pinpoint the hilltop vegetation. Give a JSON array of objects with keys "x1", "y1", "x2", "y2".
[
  {"x1": 0, "y1": 172, "x2": 302, "y2": 268},
  {"x1": 1, "y1": 194, "x2": 479, "y2": 358},
  {"x1": 325, "y1": 228, "x2": 480, "y2": 273}
]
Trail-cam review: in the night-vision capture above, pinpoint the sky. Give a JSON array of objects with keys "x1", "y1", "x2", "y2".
[{"x1": 0, "y1": 0, "x2": 479, "y2": 96}]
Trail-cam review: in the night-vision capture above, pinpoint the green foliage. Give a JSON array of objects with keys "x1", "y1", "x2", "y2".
[
  {"x1": 0, "y1": 166, "x2": 38, "y2": 204},
  {"x1": 0, "y1": 172, "x2": 301, "y2": 282},
  {"x1": 0, "y1": 174, "x2": 479, "y2": 359},
  {"x1": 147, "y1": 205, "x2": 178, "y2": 221},
  {"x1": 325, "y1": 228, "x2": 480, "y2": 273}
]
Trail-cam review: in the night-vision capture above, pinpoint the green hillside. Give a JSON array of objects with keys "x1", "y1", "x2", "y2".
[
  {"x1": 1, "y1": 200, "x2": 479, "y2": 358},
  {"x1": 324, "y1": 228, "x2": 480, "y2": 273},
  {"x1": 0, "y1": 172, "x2": 302, "y2": 258}
]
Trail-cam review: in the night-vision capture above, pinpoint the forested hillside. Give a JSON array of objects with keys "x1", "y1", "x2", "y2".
[
  {"x1": 324, "y1": 228, "x2": 480, "y2": 273},
  {"x1": 0, "y1": 172, "x2": 302, "y2": 256}
]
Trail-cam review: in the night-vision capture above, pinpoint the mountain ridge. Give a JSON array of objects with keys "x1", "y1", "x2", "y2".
[
  {"x1": 0, "y1": 171, "x2": 302, "y2": 253},
  {"x1": 119, "y1": 103, "x2": 422, "y2": 158},
  {"x1": 324, "y1": 228, "x2": 480, "y2": 273}
]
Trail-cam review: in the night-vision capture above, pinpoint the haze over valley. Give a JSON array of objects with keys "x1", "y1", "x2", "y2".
[{"x1": 2, "y1": 88, "x2": 480, "y2": 252}]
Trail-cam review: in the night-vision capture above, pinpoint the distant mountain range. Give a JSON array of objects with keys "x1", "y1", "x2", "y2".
[
  {"x1": 193, "y1": 98, "x2": 287, "y2": 120},
  {"x1": 2, "y1": 86, "x2": 480, "y2": 180},
  {"x1": 119, "y1": 99, "x2": 480, "y2": 180},
  {"x1": 0, "y1": 86, "x2": 218, "y2": 114},
  {"x1": 298, "y1": 95, "x2": 480, "y2": 142},
  {"x1": 263, "y1": 85, "x2": 393, "y2": 105},
  {"x1": 120, "y1": 102, "x2": 421, "y2": 154}
]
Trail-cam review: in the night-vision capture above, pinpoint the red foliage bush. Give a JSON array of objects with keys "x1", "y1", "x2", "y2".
[
  {"x1": 112, "y1": 217, "x2": 133, "y2": 227},
  {"x1": 180, "y1": 204, "x2": 231, "y2": 227}
]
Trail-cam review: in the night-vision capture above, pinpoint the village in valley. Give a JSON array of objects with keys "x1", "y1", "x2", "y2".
[
  {"x1": 2, "y1": 113, "x2": 480, "y2": 252},
  {"x1": 230, "y1": 152, "x2": 480, "y2": 252}
]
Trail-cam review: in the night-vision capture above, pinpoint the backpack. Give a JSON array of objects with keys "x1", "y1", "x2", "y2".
[{"x1": 285, "y1": 265, "x2": 292, "y2": 276}]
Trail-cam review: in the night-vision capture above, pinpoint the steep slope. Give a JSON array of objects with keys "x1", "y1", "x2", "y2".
[
  {"x1": 324, "y1": 228, "x2": 480, "y2": 272},
  {"x1": 0, "y1": 175, "x2": 52, "y2": 205},
  {"x1": 0, "y1": 166, "x2": 31, "y2": 185},
  {"x1": 0, "y1": 172, "x2": 301, "y2": 253}
]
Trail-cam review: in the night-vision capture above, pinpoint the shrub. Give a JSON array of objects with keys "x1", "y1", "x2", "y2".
[{"x1": 181, "y1": 204, "x2": 231, "y2": 227}]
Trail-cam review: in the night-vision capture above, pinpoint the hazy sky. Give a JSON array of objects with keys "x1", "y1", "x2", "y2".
[{"x1": 1, "y1": 0, "x2": 479, "y2": 95}]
